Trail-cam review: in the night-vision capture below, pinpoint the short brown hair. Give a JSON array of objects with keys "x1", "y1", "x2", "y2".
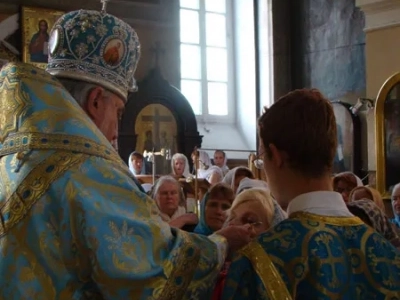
[
  {"x1": 208, "y1": 183, "x2": 234, "y2": 203},
  {"x1": 258, "y1": 89, "x2": 337, "y2": 177}
]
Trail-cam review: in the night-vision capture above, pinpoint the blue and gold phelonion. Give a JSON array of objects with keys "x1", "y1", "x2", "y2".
[{"x1": 0, "y1": 61, "x2": 228, "y2": 299}]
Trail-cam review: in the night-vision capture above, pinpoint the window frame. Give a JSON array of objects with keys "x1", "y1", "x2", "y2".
[{"x1": 179, "y1": 0, "x2": 236, "y2": 124}]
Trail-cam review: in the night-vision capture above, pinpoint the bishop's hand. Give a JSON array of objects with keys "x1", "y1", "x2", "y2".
[{"x1": 215, "y1": 224, "x2": 253, "y2": 253}]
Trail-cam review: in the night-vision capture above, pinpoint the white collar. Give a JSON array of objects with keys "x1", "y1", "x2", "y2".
[{"x1": 287, "y1": 191, "x2": 353, "y2": 217}]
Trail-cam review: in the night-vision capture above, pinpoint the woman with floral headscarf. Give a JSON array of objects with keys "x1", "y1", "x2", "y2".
[
  {"x1": 347, "y1": 199, "x2": 400, "y2": 249},
  {"x1": 348, "y1": 186, "x2": 385, "y2": 211},
  {"x1": 333, "y1": 171, "x2": 363, "y2": 203}
]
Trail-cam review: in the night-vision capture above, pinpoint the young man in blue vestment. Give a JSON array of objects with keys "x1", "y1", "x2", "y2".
[
  {"x1": 0, "y1": 3, "x2": 253, "y2": 300},
  {"x1": 222, "y1": 89, "x2": 400, "y2": 300}
]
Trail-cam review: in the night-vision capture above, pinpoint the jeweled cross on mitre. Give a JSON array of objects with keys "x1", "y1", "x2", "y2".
[{"x1": 101, "y1": 0, "x2": 109, "y2": 13}]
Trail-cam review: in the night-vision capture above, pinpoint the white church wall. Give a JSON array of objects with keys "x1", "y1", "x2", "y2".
[
  {"x1": 198, "y1": 123, "x2": 255, "y2": 160},
  {"x1": 196, "y1": 0, "x2": 259, "y2": 159},
  {"x1": 234, "y1": 0, "x2": 257, "y2": 155}
]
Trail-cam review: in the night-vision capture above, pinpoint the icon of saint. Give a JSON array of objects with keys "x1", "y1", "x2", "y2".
[
  {"x1": 29, "y1": 19, "x2": 49, "y2": 63},
  {"x1": 103, "y1": 41, "x2": 122, "y2": 66}
]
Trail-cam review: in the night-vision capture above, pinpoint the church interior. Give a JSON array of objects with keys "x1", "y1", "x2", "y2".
[
  {"x1": 1, "y1": 0, "x2": 400, "y2": 297},
  {"x1": 0, "y1": 0, "x2": 399, "y2": 215}
]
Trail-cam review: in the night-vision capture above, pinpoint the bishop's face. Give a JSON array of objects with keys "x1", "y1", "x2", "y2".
[{"x1": 85, "y1": 87, "x2": 125, "y2": 143}]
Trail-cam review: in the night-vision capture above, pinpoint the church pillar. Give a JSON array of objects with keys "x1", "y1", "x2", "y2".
[{"x1": 356, "y1": 0, "x2": 400, "y2": 186}]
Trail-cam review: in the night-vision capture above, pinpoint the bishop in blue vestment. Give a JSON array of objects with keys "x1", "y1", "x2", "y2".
[{"x1": 0, "y1": 62, "x2": 228, "y2": 299}]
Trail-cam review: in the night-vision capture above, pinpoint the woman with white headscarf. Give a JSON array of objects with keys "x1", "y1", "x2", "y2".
[
  {"x1": 128, "y1": 151, "x2": 145, "y2": 176},
  {"x1": 333, "y1": 171, "x2": 363, "y2": 203},
  {"x1": 236, "y1": 177, "x2": 268, "y2": 195},
  {"x1": 214, "y1": 150, "x2": 229, "y2": 176},
  {"x1": 126, "y1": 151, "x2": 146, "y2": 193},
  {"x1": 171, "y1": 153, "x2": 191, "y2": 178},
  {"x1": 222, "y1": 166, "x2": 255, "y2": 194},
  {"x1": 150, "y1": 176, "x2": 198, "y2": 230},
  {"x1": 191, "y1": 150, "x2": 223, "y2": 185}
]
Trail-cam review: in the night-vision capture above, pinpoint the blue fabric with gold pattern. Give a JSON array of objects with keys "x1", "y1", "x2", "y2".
[
  {"x1": 222, "y1": 212, "x2": 400, "y2": 300},
  {"x1": 46, "y1": 8, "x2": 140, "y2": 101},
  {"x1": 0, "y1": 62, "x2": 227, "y2": 299}
]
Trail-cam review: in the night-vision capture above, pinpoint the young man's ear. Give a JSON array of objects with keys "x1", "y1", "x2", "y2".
[
  {"x1": 85, "y1": 86, "x2": 106, "y2": 120},
  {"x1": 268, "y1": 144, "x2": 284, "y2": 168}
]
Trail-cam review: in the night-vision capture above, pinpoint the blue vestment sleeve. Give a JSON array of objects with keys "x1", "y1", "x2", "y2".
[
  {"x1": 222, "y1": 254, "x2": 259, "y2": 300},
  {"x1": 65, "y1": 164, "x2": 228, "y2": 299}
]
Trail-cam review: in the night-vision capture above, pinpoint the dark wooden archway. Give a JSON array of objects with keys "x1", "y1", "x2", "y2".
[{"x1": 118, "y1": 67, "x2": 202, "y2": 170}]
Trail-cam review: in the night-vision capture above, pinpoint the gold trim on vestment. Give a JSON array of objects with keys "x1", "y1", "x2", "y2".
[
  {"x1": 289, "y1": 211, "x2": 364, "y2": 226},
  {"x1": 0, "y1": 132, "x2": 120, "y2": 162},
  {"x1": 240, "y1": 241, "x2": 292, "y2": 300},
  {"x1": 0, "y1": 151, "x2": 87, "y2": 237},
  {"x1": 0, "y1": 75, "x2": 32, "y2": 143},
  {"x1": 157, "y1": 231, "x2": 201, "y2": 299}
]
